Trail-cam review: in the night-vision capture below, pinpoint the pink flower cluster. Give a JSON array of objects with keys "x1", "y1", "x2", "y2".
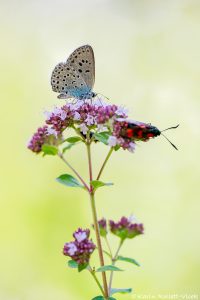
[
  {"x1": 109, "y1": 216, "x2": 144, "y2": 240},
  {"x1": 45, "y1": 100, "x2": 120, "y2": 135},
  {"x1": 27, "y1": 98, "x2": 138, "y2": 154},
  {"x1": 95, "y1": 218, "x2": 107, "y2": 237},
  {"x1": 95, "y1": 216, "x2": 144, "y2": 240},
  {"x1": 27, "y1": 126, "x2": 48, "y2": 153},
  {"x1": 63, "y1": 228, "x2": 96, "y2": 265},
  {"x1": 45, "y1": 105, "x2": 74, "y2": 132}
]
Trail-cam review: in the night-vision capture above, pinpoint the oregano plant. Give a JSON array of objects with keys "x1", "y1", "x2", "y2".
[{"x1": 28, "y1": 45, "x2": 178, "y2": 300}]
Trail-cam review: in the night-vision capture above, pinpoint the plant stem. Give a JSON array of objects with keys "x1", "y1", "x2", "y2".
[
  {"x1": 58, "y1": 153, "x2": 90, "y2": 192},
  {"x1": 96, "y1": 147, "x2": 114, "y2": 180},
  {"x1": 86, "y1": 143, "x2": 93, "y2": 185},
  {"x1": 88, "y1": 266, "x2": 106, "y2": 297},
  {"x1": 90, "y1": 192, "x2": 109, "y2": 298},
  {"x1": 86, "y1": 143, "x2": 109, "y2": 299},
  {"x1": 108, "y1": 239, "x2": 124, "y2": 295},
  {"x1": 105, "y1": 236, "x2": 113, "y2": 258}
]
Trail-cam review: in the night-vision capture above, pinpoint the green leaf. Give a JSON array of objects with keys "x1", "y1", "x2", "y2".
[
  {"x1": 68, "y1": 260, "x2": 78, "y2": 269},
  {"x1": 62, "y1": 143, "x2": 74, "y2": 153},
  {"x1": 117, "y1": 255, "x2": 140, "y2": 267},
  {"x1": 65, "y1": 136, "x2": 82, "y2": 143},
  {"x1": 96, "y1": 265, "x2": 123, "y2": 272},
  {"x1": 56, "y1": 174, "x2": 83, "y2": 188},
  {"x1": 114, "y1": 144, "x2": 121, "y2": 151},
  {"x1": 110, "y1": 288, "x2": 132, "y2": 295},
  {"x1": 78, "y1": 263, "x2": 88, "y2": 272},
  {"x1": 42, "y1": 144, "x2": 58, "y2": 155},
  {"x1": 93, "y1": 132, "x2": 110, "y2": 145},
  {"x1": 92, "y1": 297, "x2": 116, "y2": 300},
  {"x1": 91, "y1": 180, "x2": 113, "y2": 190},
  {"x1": 68, "y1": 260, "x2": 88, "y2": 272}
]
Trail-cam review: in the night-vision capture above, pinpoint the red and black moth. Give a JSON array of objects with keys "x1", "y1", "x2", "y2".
[{"x1": 118, "y1": 120, "x2": 179, "y2": 150}]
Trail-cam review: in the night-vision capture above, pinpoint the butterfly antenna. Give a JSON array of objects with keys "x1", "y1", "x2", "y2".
[
  {"x1": 96, "y1": 92, "x2": 110, "y2": 101},
  {"x1": 161, "y1": 133, "x2": 178, "y2": 150}
]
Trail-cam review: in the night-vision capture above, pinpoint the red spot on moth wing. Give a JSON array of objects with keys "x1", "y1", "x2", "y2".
[
  {"x1": 126, "y1": 128, "x2": 133, "y2": 138},
  {"x1": 147, "y1": 133, "x2": 154, "y2": 138},
  {"x1": 137, "y1": 130, "x2": 143, "y2": 138}
]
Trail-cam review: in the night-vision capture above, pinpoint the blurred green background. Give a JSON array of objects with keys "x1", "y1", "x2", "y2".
[{"x1": 0, "y1": 0, "x2": 199, "y2": 299}]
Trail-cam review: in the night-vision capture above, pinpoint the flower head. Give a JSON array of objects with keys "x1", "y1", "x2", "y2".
[
  {"x1": 92, "y1": 218, "x2": 107, "y2": 237},
  {"x1": 108, "y1": 136, "x2": 118, "y2": 147},
  {"x1": 45, "y1": 105, "x2": 74, "y2": 134},
  {"x1": 73, "y1": 228, "x2": 90, "y2": 242},
  {"x1": 115, "y1": 106, "x2": 129, "y2": 117},
  {"x1": 42, "y1": 99, "x2": 119, "y2": 138},
  {"x1": 27, "y1": 125, "x2": 63, "y2": 154},
  {"x1": 109, "y1": 216, "x2": 144, "y2": 240},
  {"x1": 63, "y1": 228, "x2": 96, "y2": 265},
  {"x1": 28, "y1": 97, "x2": 161, "y2": 155},
  {"x1": 27, "y1": 126, "x2": 48, "y2": 153}
]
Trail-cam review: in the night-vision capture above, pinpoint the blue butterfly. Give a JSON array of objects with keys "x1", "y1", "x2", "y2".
[{"x1": 51, "y1": 45, "x2": 96, "y2": 100}]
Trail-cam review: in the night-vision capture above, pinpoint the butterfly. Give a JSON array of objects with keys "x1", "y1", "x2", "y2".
[{"x1": 51, "y1": 45, "x2": 96, "y2": 100}]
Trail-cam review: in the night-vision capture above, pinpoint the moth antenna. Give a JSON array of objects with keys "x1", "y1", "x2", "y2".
[
  {"x1": 161, "y1": 124, "x2": 179, "y2": 132},
  {"x1": 161, "y1": 133, "x2": 178, "y2": 150}
]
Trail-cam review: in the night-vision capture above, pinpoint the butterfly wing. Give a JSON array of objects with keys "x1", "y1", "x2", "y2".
[
  {"x1": 51, "y1": 62, "x2": 91, "y2": 99},
  {"x1": 67, "y1": 45, "x2": 95, "y2": 90}
]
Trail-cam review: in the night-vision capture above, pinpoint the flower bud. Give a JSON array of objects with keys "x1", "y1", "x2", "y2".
[
  {"x1": 98, "y1": 218, "x2": 108, "y2": 237},
  {"x1": 109, "y1": 216, "x2": 144, "y2": 240}
]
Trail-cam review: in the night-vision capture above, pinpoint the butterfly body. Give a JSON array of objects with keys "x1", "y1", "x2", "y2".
[{"x1": 51, "y1": 45, "x2": 96, "y2": 100}]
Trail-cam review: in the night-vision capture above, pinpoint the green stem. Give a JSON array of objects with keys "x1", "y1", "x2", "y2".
[
  {"x1": 71, "y1": 125, "x2": 85, "y2": 142},
  {"x1": 96, "y1": 147, "x2": 114, "y2": 180},
  {"x1": 108, "y1": 239, "x2": 124, "y2": 295},
  {"x1": 86, "y1": 142, "x2": 93, "y2": 186},
  {"x1": 88, "y1": 266, "x2": 106, "y2": 297},
  {"x1": 105, "y1": 236, "x2": 113, "y2": 258},
  {"x1": 58, "y1": 152, "x2": 90, "y2": 192},
  {"x1": 86, "y1": 143, "x2": 109, "y2": 299},
  {"x1": 90, "y1": 193, "x2": 109, "y2": 298}
]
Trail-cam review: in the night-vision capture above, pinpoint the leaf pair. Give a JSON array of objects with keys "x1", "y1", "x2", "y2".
[
  {"x1": 57, "y1": 175, "x2": 113, "y2": 190},
  {"x1": 92, "y1": 288, "x2": 132, "y2": 300},
  {"x1": 68, "y1": 262, "x2": 122, "y2": 273},
  {"x1": 68, "y1": 260, "x2": 88, "y2": 272},
  {"x1": 92, "y1": 297, "x2": 116, "y2": 300},
  {"x1": 42, "y1": 136, "x2": 82, "y2": 156},
  {"x1": 103, "y1": 251, "x2": 140, "y2": 267},
  {"x1": 96, "y1": 265, "x2": 123, "y2": 272},
  {"x1": 62, "y1": 136, "x2": 82, "y2": 153}
]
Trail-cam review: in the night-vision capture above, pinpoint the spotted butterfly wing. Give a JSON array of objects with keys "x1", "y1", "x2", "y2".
[
  {"x1": 67, "y1": 45, "x2": 95, "y2": 89},
  {"x1": 51, "y1": 62, "x2": 90, "y2": 99},
  {"x1": 51, "y1": 45, "x2": 95, "y2": 99}
]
